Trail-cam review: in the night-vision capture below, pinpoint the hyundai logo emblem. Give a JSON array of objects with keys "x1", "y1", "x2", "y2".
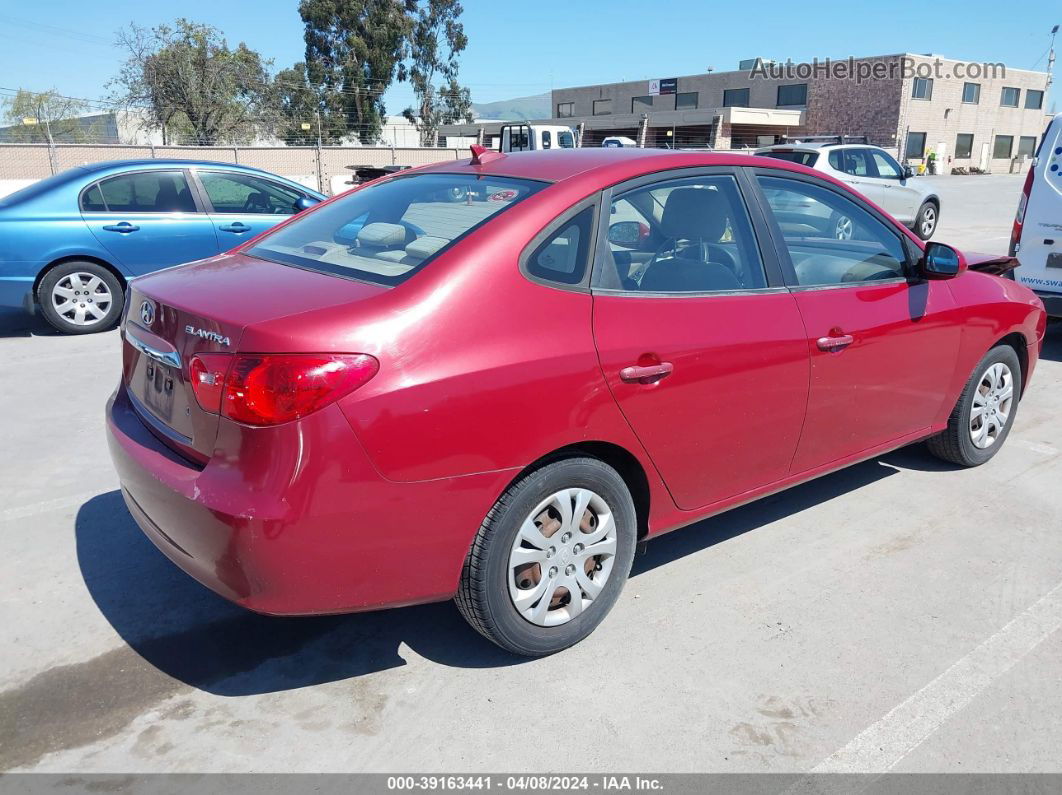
[{"x1": 140, "y1": 301, "x2": 155, "y2": 326}]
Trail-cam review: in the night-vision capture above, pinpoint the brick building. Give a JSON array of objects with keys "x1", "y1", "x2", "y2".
[{"x1": 442, "y1": 53, "x2": 1052, "y2": 173}]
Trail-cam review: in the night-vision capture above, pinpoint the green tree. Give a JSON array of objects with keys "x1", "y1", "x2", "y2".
[
  {"x1": 272, "y1": 63, "x2": 322, "y2": 145},
  {"x1": 110, "y1": 19, "x2": 274, "y2": 145},
  {"x1": 402, "y1": 0, "x2": 473, "y2": 147},
  {"x1": 1, "y1": 89, "x2": 91, "y2": 144},
  {"x1": 298, "y1": 0, "x2": 411, "y2": 144}
]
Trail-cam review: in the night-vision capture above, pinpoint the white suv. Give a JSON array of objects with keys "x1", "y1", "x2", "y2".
[{"x1": 755, "y1": 141, "x2": 941, "y2": 240}]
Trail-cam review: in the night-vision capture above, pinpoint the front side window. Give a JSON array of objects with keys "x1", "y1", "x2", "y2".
[
  {"x1": 556, "y1": 102, "x2": 574, "y2": 118},
  {"x1": 1017, "y1": 136, "x2": 1037, "y2": 158},
  {"x1": 911, "y1": 77, "x2": 933, "y2": 100},
  {"x1": 723, "y1": 88, "x2": 750, "y2": 107},
  {"x1": 87, "y1": 171, "x2": 195, "y2": 213},
  {"x1": 249, "y1": 173, "x2": 546, "y2": 286},
  {"x1": 593, "y1": 99, "x2": 612, "y2": 116},
  {"x1": 868, "y1": 150, "x2": 902, "y2": 179},
  {"x1": 994, "y1": 135, "x2": 1014, "y2": 159},
  {"x1": 1025, "y1": 90, "x2": 1044, "y2": 110},
  {"x1": 906, "y1": 131, "x2": 927, "y2": 159},
  {"x1": 1000, "y1": 87, "x2": 1020, "y2": 107},
  {"x1": 757, "y1": 175, "x2": 907, "y2": 286},
  {"x1": 597, "y1": 175, "x2": 767, "y2": 293},
  {"x1": 777, "y1": 83, "x2": 808, "y2": 107},
  {"x1": 199, "y1": 171, "x2": 303, "y2": 215},
  {"x1": 525, "y1": 206, "x2": 594, "y2": 286},
  {"x1": 962, "y1": 82, "x2": 980, "y2": 104},
  {"x1": 557, "y1": 131, "x2": 575, "y2": 148},
  {"x1": 955, "y1": 133, "x2": 974, "y2": 159}
]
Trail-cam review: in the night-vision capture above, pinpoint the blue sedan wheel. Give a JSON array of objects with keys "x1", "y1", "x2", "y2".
[{"x1": 38, "y1": 262, "x2": 123, "y2": 335}]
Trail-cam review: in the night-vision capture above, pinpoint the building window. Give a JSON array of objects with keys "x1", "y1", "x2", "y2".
[
  {"x1": 911, "y1": 77, "x2": 933, "y2": 100},
  {"x1": 592, "y1": 99, "x2": 612, "y2": 116},
  {"x1": 675, "y1": 91, "x2": 698, "y2": 110},
  {"x1": 556, "y1": 102, "x2": 574, "y2": 118},
  {"x1": 954, "y1": 133, "x2": 974, "y2": 159},
  {"x1": 776, "y1": 83, "x2": 808, "y2": 107},
  {"x1": 632, "y1": 95, "x2": 653, "y2": 113},
  {"x1": 962, "y1": 82, "x2": 980, "y2": 104},
  {"x1": 1025, "y1": 90, "x2": 1044, "y2": 110},
  {"x1": 993, "y1": 135, "x2": 1014, "y2": 159},
  {"x1": 723, "y1": 88, "x2": 750, "y2": 107},
  {"x1": 906, "y1": 131, "x2": 927, "y2": 159},
  {"x1": 1000, "y1": 87, "x2": 1020, "y2": 107},
  {"x1": 1017, "y1": 136, "x2": 1037, "y2": 158}
]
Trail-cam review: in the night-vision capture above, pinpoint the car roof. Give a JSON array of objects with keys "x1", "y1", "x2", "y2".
[
  {"x1": 414, "y1": 148, "x2": 812, "y2": 185},
  {"x1": 70, "y1": 158, "x2": 287, "y2": 177}
]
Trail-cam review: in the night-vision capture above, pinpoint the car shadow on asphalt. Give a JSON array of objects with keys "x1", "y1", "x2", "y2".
[
  {"x1": 76, "y1": 455, "x2": 907, "y2": 695},
  {"x1": 0, "y1": 314, "x2": 59, "y2": 338},
  {"x1": 1038, "y1": 322, "x2": 1062, "y2": 363}
]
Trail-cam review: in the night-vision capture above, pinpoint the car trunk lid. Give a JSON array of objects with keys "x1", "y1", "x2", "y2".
[{"x1": 121, "y1": 254, "x2": 388, "y2": 462}]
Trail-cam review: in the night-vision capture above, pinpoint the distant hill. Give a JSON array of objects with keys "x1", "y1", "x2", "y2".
[{"x1": 471, "y1": 92, "x2": 551, "y2": 121}]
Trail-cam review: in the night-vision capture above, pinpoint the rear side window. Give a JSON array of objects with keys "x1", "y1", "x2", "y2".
[
  {"x1": 88, "y1": 171, "x2": 196, "y2": 213},
  {"x1": 760, "y1": 150, "x2": 819, "y2": 167},
  {"x1": 249, "y1": 173, "x2": 546, "y2": 286},
  {"x1": 525, "y1": 206, "x2": 594, "y2": 285},
  {"x1": 80, "y1": 184, "x2": 106, "y2": 212}
]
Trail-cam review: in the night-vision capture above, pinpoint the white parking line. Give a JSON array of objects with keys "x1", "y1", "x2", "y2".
[
  {"x1": 1, "y1": 491, "x2": 113, "y2": 522},
  {"x1": 812, "y1": 580, "x2": 1062, "y2": 773}
]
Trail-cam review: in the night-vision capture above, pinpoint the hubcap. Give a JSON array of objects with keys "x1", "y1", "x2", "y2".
[
  {"x1": 508, "y1": 488, "x2": 618, "y2": 627},
  {"x1": 51, "y1": 272, "x2": 112, "y2": 327},
  {"x1": 834, "y1": 215, "x2": 854, "y2": 240},
  {"x1": 921, "y1": 207, "x2": 936, "y2": 236},
  {"x1": 969, "y1": 362, "x2": 1013, "y2": 449}
]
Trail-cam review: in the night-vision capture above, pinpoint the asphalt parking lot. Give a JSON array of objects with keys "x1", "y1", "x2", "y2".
[{"x1": 2, "y1": 172, "x2": 1061, "y2": 774}]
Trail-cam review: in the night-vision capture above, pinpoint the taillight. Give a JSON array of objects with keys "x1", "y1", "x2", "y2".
[
  {"x1": 189, "y1": 354, "x2": 233, "y2": 414},
  {"x1": 219, "y1": 354, "x2": 378, "y2": 426},
  {"x1": 1010, "y1": 167, "x2": 1035, "y2": 255}
]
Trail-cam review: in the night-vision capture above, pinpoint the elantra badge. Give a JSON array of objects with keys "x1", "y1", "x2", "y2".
[{"x1": 185, "y1": 325, "x2": 231, "y2": 346}]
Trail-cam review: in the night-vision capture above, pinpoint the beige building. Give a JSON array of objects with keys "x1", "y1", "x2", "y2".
[{"x1": 443, "y1": 53, "x2": 1052, "y2": 173}]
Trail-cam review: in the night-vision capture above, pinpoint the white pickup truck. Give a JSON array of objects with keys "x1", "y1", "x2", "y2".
[
  {"x1": 498, "y1": 123, "x2": 577, "y2": 152},
  {"x1": 1011, "y1": 112, "x2": 1062, "y2": 316}
]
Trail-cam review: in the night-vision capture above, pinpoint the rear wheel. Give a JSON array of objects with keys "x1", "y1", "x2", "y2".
[
  {"x1": 38, "y1": 261, "x2": 123, "y2": 334},
  {"x1": 456, "y1": 457, "x2": 637, "y2": 656},
  {"x1": 828, "y1": 210, "x2": 854, "y2": 240},
  {"x1": 926, "y1": 345, "x2": 1021, "y2": 466}
]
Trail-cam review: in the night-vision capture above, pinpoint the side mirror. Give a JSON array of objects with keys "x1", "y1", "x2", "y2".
[
  {"x1": 293, "y1": 196, "x2": 320, "y2": 213},
  {"x1": 608, "y1": 221, "x2": 649, "y2": 248},
  {"x1": 920, "y1": 241, "x2": 967, "y2": 279},
  {"x1": 902, "y1": 165, "x2": 914, "y2": 179}
]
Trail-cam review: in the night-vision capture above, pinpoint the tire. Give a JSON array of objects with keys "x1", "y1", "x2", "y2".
[
  {"x1": 456, "y1": 457, "x2": 637, "y2": 656},
  {"x1": 913, "y1": 201, "x2": 939, "y2": 240},
  {"x1": 926, "y1": 345, "x2": 1021, "y2": 467},
  {"x1": 38, "y1": 261, "x2": 123, "y2": 335}
]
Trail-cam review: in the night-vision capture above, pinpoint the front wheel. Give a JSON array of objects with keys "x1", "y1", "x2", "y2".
[
  {"x1": 926, "y1": 345, "x2": 1021, "y2": 467},
  {"x1": 913, "y1": 201, "x2": 938, "y2": 240},
  {"x1": 456, "y1": 457, "x2": 637, "y2": 656}
]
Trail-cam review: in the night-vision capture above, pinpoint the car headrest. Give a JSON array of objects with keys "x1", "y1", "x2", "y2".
[
  {"x1": 405, "y1": 235, "x2": 449, "y2": 261},
  {"x1": 357, "y1": 222, "x2": 407, "y2": 248},
  {"x1": 660, "y1": 188, "x2": 729, "y2": 242}
]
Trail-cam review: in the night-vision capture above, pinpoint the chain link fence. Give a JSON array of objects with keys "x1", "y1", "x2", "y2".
[{"x1": 0, "y1": 143, "x2": 469, "y2": 197}]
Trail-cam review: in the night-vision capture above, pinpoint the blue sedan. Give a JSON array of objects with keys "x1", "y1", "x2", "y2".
[{"x1": 0, "y1": 159, "x2": 325, "y2": 333}]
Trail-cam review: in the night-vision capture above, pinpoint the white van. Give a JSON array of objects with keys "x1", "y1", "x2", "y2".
[
  {"x1": 498, "y1": 123, "x2": 576, "y2": 152},
  {"x1": 1011, "y1": 112, "x2": 1062, "y2": 316}
]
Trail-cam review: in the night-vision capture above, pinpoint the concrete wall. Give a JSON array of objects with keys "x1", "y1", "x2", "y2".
[{"x1": 0, "y1": 144, "x2": 468, "y2": 196}]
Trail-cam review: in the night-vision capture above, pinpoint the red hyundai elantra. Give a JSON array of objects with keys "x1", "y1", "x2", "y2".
[{"x1": 106, "y1": 147, "x2": 1046, "y2": 656}]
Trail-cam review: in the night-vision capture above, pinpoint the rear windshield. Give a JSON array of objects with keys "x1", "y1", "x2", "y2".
[
  {"x1": 760, "y1": 151, "x2": 820, "y2": 167},
  {"x1": 249, "y1": 173, "x2": 546, "y2": 285}
]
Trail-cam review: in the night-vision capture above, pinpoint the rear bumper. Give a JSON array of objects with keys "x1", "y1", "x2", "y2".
[{"x1": 106, "y1": 383, "x2": 515, "y2": 615}]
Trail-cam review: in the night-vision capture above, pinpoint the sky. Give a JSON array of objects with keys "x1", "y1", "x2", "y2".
[{"x1": 0, "y1": 0, "x2": 1058, "y2": 115}]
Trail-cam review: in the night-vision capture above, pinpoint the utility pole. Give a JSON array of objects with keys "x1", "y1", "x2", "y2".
[
  {"x1": 1048, "y1": 25, "x2": 1058, "y2": 91},
  {"x1": 315, "y1": 107, "x2": 323, "y2": 148}
]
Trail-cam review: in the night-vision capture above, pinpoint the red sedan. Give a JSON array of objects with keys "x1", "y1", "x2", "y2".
[{"x1": 106, "y1": 148, "x2": 1046, "y2": 656}]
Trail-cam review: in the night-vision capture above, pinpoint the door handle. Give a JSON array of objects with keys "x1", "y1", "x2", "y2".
[
  {"x1": 219, "y1": 222, "x2": 250, "y2": 233},
  {"x1": 102, "y1": 222, "x2": 140, "y2": 233},
  {"x1": 817, "y1": 334, "x2": 855, "y2": 352},
  {"x1": 619, "y1": 362, "x2": 674, "y2": 384}
]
